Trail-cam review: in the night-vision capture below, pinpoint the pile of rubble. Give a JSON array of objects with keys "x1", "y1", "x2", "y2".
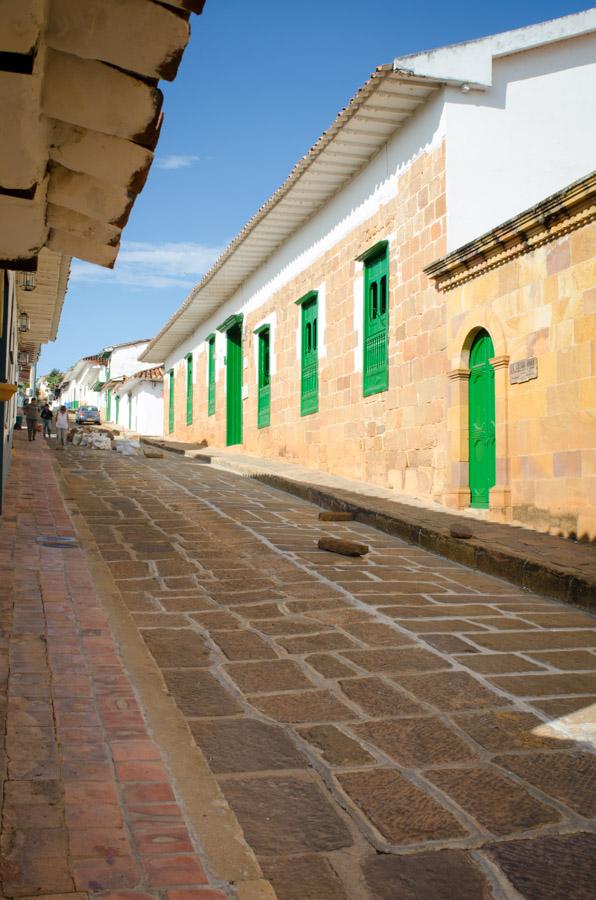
[
  {"x1": 69, "y1": 427, "x2": 112, "y2": 450},
  {"x1": 67, "y1": 426, "x2": 140, "y2": 455}
]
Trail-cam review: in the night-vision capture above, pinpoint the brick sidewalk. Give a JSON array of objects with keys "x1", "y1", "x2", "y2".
[
  {"x1": 0, "y1": 432, "x2": 229, "y2": 899},
  {"x1": 52, "y1": 441, "x2": 596, "y2": 900}
]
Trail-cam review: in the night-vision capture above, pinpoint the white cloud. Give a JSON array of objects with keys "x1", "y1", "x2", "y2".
[
  {"x1": 155, "y1": 154, "x2": 199, "y2": 170},
  {"x1": 70, "y1": 241, "x2": 224, "y2": 291}
]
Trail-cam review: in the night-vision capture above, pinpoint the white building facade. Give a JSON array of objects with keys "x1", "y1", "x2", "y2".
[
  {"x1": 59, "y1": 339, "x2": 155, "y2": 421},
  {"x1": 111, "y1": 367, "x2": 164, "y2": 436}
]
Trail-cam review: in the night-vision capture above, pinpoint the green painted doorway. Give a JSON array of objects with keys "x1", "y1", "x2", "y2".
[
  {"x1": 225, "y1": 323, "x2": 243, "y2": 446},
  {"x1": 469, "y1": 329, "x2": 496, "y2": 508}
]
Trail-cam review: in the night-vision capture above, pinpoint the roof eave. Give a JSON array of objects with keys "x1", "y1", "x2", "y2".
[{"x1": 141, "y1": 65, "x2": 443, "y2": 362}]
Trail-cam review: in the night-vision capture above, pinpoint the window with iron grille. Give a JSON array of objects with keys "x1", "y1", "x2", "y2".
[
  {"x1": 297, "y1": 292, "x2": 319, "y2": 416},
  {"x1": 185, "y1": 353, "x2": 193, "y2": 425},
  {"x1": 168, "y1": 369, "x2": 174, "y2": 433},
  {"x1": 362, "y1": 242, "x2": 389, "y2": 397},
  {"x1": 256, "y1": 326, "x2": 271, "y2": 428},
  {"x1": 207, "y1": 335, "x2": 216, "y2": 416}
]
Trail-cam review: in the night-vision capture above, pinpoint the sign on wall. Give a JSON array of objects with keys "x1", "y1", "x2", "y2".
[{"x1": 509, "y1": 357, "x2": 538, "y2": 384}]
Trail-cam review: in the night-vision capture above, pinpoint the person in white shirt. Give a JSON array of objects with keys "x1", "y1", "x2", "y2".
[{"x1": 55, "y1": 406, "x2": 69, "y2": 447}]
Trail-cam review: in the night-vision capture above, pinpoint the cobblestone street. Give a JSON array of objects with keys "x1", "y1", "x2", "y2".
[{"x1": 2, "y1": 435, "x2": 595, "y2": 899}]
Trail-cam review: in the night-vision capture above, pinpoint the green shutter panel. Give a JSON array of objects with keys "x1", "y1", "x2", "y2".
[
  {"x1": 208, "y1": 337, "x2": 216, "y2": 416},
  {"x1": 301, "y1": 297, "x2": 319, "y2": 416},
  {"x1": 363, "y1": 249, "x2": 389, "y2": 396},
  {"x1": 106, "y1": 389, "x2": 111, "y2": 421},
  {"x1": 168, "y1": 369, "x2": 174, "y2": 433},
  {"x1": 257, "y1": 329, "x2": 271, "y2": 428},
  {"x1": 186, "y1": 354, "x2": 193, "y2": 425}
]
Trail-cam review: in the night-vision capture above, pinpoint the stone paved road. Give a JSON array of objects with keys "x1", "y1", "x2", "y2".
[{"x1": 55, "y1": 446, "x2": 596, "y2": 900}]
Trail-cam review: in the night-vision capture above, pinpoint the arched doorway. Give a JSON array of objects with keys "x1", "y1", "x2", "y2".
[{"x1": 468, "y1": 329, "x2": 495, "y2": 508}]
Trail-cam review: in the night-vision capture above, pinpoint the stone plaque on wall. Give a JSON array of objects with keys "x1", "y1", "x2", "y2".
[{"x1": 509, "y1": 357, "x2": 538, "y2": 384}]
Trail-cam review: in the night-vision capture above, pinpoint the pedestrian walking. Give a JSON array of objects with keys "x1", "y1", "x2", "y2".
[
  {"x1": 24, "y1": 398, "x2": 40, "y2": 442},
  {"x1": 40, "y1": 402, "x2": 53, "y2": 438},
  {"x1": 55, "y1": 406, "x2": 69, "y2": 448}
]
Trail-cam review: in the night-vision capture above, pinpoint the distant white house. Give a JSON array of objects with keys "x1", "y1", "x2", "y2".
[
  {"x1": 99, "y1": 339, "x2": 157, "y2": 423},
  {"x1": 110, "y1": 366, "x2": 164, "y2": 436},
  {"x1": 58, "y1": 339, "x2": 157, "y2": 419}
]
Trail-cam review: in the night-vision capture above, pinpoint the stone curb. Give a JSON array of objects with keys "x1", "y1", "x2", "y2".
[{"x1": 140, "y1": 439, "x2": 596, "y2": 612}]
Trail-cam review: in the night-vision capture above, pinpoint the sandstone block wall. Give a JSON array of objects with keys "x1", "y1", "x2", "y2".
[
  {"x1": 167, "y1": 144, "x2": 448, "y2": 501},
  {"x1": 445, "y1": 220, "x2": 596, "y2": 540}
]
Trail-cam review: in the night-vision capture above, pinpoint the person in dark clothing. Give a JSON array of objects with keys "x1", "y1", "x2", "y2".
[
  {"x1": 24, "y1": 399, "x2": 39, "y2": 441},
  {"x1": 40, "y1": 403, "x2": 53, "y2": 438}
]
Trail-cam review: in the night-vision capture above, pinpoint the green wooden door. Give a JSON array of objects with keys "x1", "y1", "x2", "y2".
[
  {"x1": 469, "y1": 330, "x2": 496, "y2": 508},
  {"x1": 226, "y1": 324, "x2": 242, "y2": 446},
  {"x1": 208, "y1": 337, "x2": 216, "y2": 416},
  {"x1": 106, "y1": 389, "x2": 111, "y2": 422},
  {"x1": 257, "y1": 328, "x2": 271, "y2": 429},
  {"x1": 301, "y1": 297, "x2": 318, "y2": 415},
  {"x1": 186, "y1": 354, "x2": 193, "y2": 425},
  {"x1": 363, "y1": 249, "x2": 389, "y2": 396},
  {"x1": 168, "y1": 369, "x2": 174, "y2": 433}
]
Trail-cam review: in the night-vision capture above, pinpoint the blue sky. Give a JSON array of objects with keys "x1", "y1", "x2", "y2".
[{"x1": 40, "y1": 0, "x2": 592, "y2": 373}]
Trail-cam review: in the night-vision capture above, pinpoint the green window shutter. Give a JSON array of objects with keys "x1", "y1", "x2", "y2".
[
  {"x1": 168, "y1": 369, "x2": 174, "y2": 433},
  {"x1": 363, "y1": 246, "x2": 389, "y2": 397},
  {"x1": 207, "y1": 335, "x2": 216, "y2": 416},
  {"x1": 106, "y1": 389, "x2": 111, "y2": 421},
  {"x1": 298, "y1": 294, "x2": 319, "y2": 416},
  {"x1": 257, "y1": 327, "x2": 271, "y2": 429},
  {"x1": 186, "y1": 353, "x2": 193, "y2": 425}
]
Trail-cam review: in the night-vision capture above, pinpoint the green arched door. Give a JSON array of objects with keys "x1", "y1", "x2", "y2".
[{"x1": 469, "y1": 330, "x2": 495, "y2": 508}]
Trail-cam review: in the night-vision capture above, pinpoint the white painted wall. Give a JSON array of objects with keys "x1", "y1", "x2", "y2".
[
  {"x1": 446, "y1": 33, "x2": 596, "y2": 249},
  {"x1": 131, "y1": 381, "x2": 163, "y2": 435},
  {"x1": 113, "y1": 380, "x2": 163, "y2": 435},
  {"x1": 109, "y1": 342, "x2": 151, "y2": 378}
]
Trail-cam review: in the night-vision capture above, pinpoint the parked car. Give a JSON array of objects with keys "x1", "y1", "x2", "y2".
[{"x1": 75, "y1": 405, "x2": 101, "y2": 425}]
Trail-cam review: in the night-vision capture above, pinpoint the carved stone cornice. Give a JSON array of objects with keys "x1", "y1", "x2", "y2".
[
  {"x1": 448, "y1": 368, "x2": 470, "y2": 381},
  {"x1": 425, "y1": 171, "x2": 596, "y2": 291}
]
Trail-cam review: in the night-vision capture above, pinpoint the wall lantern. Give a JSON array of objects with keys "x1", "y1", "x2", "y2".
[
  {"x1": 18, "y1": 351, "x2": 30, "y2": 366},
  {"x1": 17, "y1": 272, "x2": 36, "y2": 291},
  {"x1": 18, "y1": 311, "x2": 30, "y2": 333}
]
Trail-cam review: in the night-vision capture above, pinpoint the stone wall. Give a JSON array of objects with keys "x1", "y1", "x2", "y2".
[
  {"x1": 166, "y1": 144, "x2": 448, "y2": 500},
  {"x1": 443, "y1": 219, "x2": 595, "y2": 540}
]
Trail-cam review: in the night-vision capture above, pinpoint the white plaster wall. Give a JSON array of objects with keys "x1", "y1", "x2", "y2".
[
  {"x1": 446, "y1": 33, "x2": 596, "y2": 249},
  {"x1": 164, "y1": 91, "x2": 447, "y2": 373},
  {"x1": 109, "y1": 342, "x2": 151, "y2": 378},
  {"x1": 131, "y1": 381, "x2": 163, "y2": 435}
]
